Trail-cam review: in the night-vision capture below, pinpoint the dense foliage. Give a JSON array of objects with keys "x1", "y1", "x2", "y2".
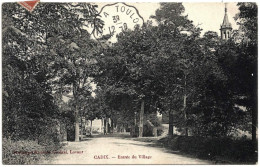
[
  {"x1": 94, "y1": 2, "x2": 257, "y2": 140},
  {"x1": 2, "y1": 2, "x2": 257, "y2": 164},
  {"x1": 158, "y1": 135, "x2": 256, "y2": 163},
  {"x1": 2, "y1": 2, "x2": 103, "y2": 163}
]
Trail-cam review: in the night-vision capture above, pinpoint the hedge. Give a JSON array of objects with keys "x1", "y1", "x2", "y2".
[{"x1": 157, "y1": 135, "x2": 257, "y2": 164}]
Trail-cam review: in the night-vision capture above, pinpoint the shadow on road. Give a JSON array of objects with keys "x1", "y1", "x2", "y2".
[
  {"x1": 87, "y1": 133, "x2": 193, "y2": 158},
  {"x1": 90, "y1": 133, "x2": 132, "y2": 138},
  {"x1": 88, "y1": 133, "x2": 216, "y2": 164}
]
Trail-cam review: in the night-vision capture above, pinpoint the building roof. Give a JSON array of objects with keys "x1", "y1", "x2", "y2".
[{"x1": 221, "y1": 5, "x2": 232, "y2": 29}]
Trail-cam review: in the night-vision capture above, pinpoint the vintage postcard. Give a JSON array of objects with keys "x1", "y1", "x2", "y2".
[{"x1": 2, "y1": 0, "x2": 258, "y2": 165}]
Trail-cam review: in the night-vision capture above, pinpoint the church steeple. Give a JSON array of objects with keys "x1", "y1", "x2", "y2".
[{"x1": 220, "y1": 3, "x2": 232, "y2": 40}]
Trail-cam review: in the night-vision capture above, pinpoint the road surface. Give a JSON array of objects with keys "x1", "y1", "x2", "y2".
[{"x1": 44, "y1": 135, "x2": 211, "y2": 164}]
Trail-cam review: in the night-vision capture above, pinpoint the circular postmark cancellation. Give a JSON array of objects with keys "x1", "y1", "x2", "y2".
[{"x1": 98, "y1": 2, "x2": 144, "y2": 42}]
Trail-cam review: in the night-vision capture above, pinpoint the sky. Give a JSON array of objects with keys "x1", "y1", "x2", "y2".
[
  {"x1": 95, "y1": 2, "x2": 239, "y2": 37},
  {"x1": 183, "y1": 2, "x2": 239, "y2": 35}
]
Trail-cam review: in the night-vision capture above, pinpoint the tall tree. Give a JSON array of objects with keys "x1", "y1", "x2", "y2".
[
  {"x1": 2, "y1": 3, "x2": 60, "y2": 141},
  {"x1": 233, "y1": 2, "x2": 257, "y2": 145},
  {"x1": 151, "y1": 3, "x2": 202, "y2": 136},
  {"x1": 2, "y1": 3, "x2": 104, "y2": 142}
]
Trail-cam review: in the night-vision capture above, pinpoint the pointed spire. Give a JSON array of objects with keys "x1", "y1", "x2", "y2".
[
  {"x1": 221, "y1": 3, "x2": 232, "y2": 29},
  {"x1": 220, "y1": 3, "x2": 232, "y2": 40}
]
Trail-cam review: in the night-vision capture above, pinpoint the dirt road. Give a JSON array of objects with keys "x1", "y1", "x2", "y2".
[{"x1": 44, "y1": 136, "x2": 211, "y2": 164}]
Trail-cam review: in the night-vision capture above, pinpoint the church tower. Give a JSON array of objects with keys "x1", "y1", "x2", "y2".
[{"x1": 220, "y1": 4, "x2": 232, "y2": 40}]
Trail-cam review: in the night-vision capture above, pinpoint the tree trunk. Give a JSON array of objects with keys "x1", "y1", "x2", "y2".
[
  {"x1": 134, "y1": 112, "x2": 137, "y2": 126},
  {"x1": 252, "y1": 111, "x2": 257, "y2": 145},
  {"x1": 106, "y1": 118, "x2": 109, "y2": 133},
  {"x1": 90, "y1": 120, "x2": 93, "y2": 136},
  {"x1": 80, "y1": 117, "x2": 82, "y2": 140},
  {"x1": 252, "y1": 95, "x2": 257, "y2": 150},
  {"x1": 73, "y1": 82, "x2": 80, "y2": 142},
  {"x1": 111, "y1": 119, "x2": 114, "y2": 134},
  {"x1": 185, "y1": 127, "x2": 188, "y2": 136},
  {"x1": 75, "y1": 105, "x2": 80, "y2": 142},
  {"x1": 101, "y1": 118, "x2": 104, "y2": 133},
  {"x1": 183, "y1": 74, "x2": 188, "y2": 136},
  {"x1": 168, "y1": 109, "x2": 174, "y2": 136},
  {"x1": 183, "y1": 94, "x2": 188, "y2": 136},
  {"x1": 139, "y1": 100, "x2": 144, "y2": 137},
  {"x1": 104, "y1": 118, "x2": 107, "y2": 135}
]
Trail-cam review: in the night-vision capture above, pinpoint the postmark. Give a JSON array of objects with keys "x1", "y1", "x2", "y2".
[{"x1": 98, "y1": 2, "x2": 144, "y2": 42}]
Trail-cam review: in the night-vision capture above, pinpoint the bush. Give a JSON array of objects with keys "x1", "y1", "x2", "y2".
[
  {"x1": 157, "y1": 136, "x2": 257, "y2": 164},
  {"x1": 157, "y1": 127, "x2": 164, "y2": 136},
  {"x1": 2, "y1": 138, "x2": 45, "y2": 164},
  {"x1": 67, "y1": 123, "x2": 75, "y2": 141},
  {"x1": 2, "y1": 138, "x2": 63, "y2": 164},
  {"x1": 143, "y1": 124, "x2": 153, "y2": 137},
  {"x1": 130, "y1": 125, "x2": 139, "y2": 137}
]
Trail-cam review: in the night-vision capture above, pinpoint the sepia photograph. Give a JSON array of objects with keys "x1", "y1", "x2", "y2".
[{"x1": 1, "y1": 1, "x2": 258, "y2": 165}]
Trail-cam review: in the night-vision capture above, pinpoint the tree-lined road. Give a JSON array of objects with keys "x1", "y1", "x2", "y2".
[{"x1": 45, "y1": 136, "x2": 211, "y2": 164}]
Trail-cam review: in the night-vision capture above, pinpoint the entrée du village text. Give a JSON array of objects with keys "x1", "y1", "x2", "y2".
[{"x1": 94, "y1": 155, "x2": 152, "y2": 159}]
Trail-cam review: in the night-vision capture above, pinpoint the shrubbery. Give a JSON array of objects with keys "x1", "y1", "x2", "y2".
[
  {"x1": 158, "y1": 135, "x2": 257, "y2": 164},
  {"x1": 2, "y1": 138, "x2": 63, "y2": 165},
  {"x1": 157, "y1": 126, "x2": 164, "y2": 136},
  {"x1": 3, "y1": 138, "x2": 44, "y2": 164}
]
